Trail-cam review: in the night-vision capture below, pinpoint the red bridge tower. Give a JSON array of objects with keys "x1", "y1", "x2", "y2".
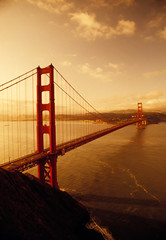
[
  {"x1": 37, "y1": 64, "x2": 58, "y2": 189},
  {"x1": 137, "y1": 102, "x2": 146, "y2": 128}
]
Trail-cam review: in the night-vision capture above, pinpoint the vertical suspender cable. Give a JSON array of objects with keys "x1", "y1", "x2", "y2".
[
  {"x1": 32, "y1": 73, "x2": 35, "y2": 152},
  {"x1": 7, "y1": 89, "x2": 10, "y2": 162},
  {"x1": 2, "y1": 91, "x2": 5, "y2": 162},
  {"x1": 25, "y1": 77, "x2": 28, "y2": 155},
  {"x1": 16, "y1": 82, "x2": 19, "y2": 158},
  {"x1": 11, "y1": 84, "x2": 14, "y2": 160},
  {"x1": 19, "y1": 82, "x2": 21, "y2": 156}
]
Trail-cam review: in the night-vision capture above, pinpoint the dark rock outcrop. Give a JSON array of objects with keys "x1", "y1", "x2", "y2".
[{"x1": 0, "y1": 168, "x2": 104, "y2": 240}]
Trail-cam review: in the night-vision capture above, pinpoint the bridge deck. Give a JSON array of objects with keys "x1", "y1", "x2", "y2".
[{"x1": 0, "y1": 120, "x2": 139, "y2": 172}]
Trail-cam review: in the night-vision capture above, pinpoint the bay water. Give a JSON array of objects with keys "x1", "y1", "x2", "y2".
[{"x1": 1, "y1": 121, "x2": 166, "y2": 239}]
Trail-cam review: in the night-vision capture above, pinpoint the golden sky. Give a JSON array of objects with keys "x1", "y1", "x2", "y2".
[{"x1": 0, "y1": 0, "x2": 166, "y2": 111}]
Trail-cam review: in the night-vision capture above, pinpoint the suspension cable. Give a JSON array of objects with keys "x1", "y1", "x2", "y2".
[
  {"x1": 0, "y1": 68, "x2": 36, "y2": 88},
  {"x1": 53, "y1": 66, "x2": 109, "y2": 123},
  {"x1": 0, "y1": 72, "x2": 37, "y2": 92},
  {"x1": 54, "y1": 81, "x2": 103, "y2": 122}
]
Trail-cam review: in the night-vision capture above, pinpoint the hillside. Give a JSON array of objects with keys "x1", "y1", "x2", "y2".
[
  {"x1": 0, "y1": 168, "x2": 105, "y2": 240},
  {"x1": 103, "y1": 111, "x2": 166, "y2": 124}
]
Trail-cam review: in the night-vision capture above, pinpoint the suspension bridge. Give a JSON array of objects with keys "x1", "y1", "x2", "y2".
[{"x1": 0, "y1": 64, "x2": 145, "y2": 189}]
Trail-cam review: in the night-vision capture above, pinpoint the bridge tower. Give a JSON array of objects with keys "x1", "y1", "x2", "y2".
[
  {"x1": 137, "y1": 102, "x2": 145, "y2": 128},
  {"x1": 37, "y1": 64, "x2": 58, "y2": 189}
]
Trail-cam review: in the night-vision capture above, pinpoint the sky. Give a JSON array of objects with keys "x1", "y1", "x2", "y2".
[{"x1": 0, "y1": 0, "x2": 166, "y2": 112}]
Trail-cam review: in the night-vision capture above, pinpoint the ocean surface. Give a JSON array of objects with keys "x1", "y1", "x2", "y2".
[
  {"x1": 1, "y1": 121, "x2": 166, "y2": 239},
  {"x1": 56, "y1": 122, "x2": 166, "y2": 239}
]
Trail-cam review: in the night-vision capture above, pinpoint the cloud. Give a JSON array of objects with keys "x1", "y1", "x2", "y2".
[
  {"x1": 60, "y1": 61, "x2": 72, "y2": 67},
  {"x1": 142, "y1": 4, "x2": 166, "y2": 41},
  {"x1": 98, "y1": 90, "x2": 165, "y2": 111},
  {"x1": 78, "y1": 63, "x2": 109, "y2": 81},
  {"x1": 111, "y1": 91, "x2": 164, "y2": 110},
  {"x1": 144, "y1": 69, "x2": 166, "y2": 78},
  {"x1": 70, "y1": 12, "x2": 136, "y2": 41},
  {"x1": 159, "y1": 26, "x2": 166, "y2": 39},
  {"x1": 108, "y1": 62, "x2": 120, "y2": 70},
  {"x1": 113, "y1": 0, "x2": 134, "y2": 7},
  {"x1": 79, "y1": 63, "x2": 103, "y2": 78},
  {"x1": 87, "y1": 0, "x2": 110, "y2": 8},
  {"x1": 70, "y1": 13, "x2": 105, "y2": 40},
  {"x1": 25, "y1": 0, "x2": 135, "y2": 41},
  {"x1": 78, "y1": 62, "x2": 124, "y2": 82},
  {"x1": 135, "y1": 91, "x2": 164, "y2": 101},
  {"x1": 115, "y1": 20, "x2": 136, "y2": 35},
  {"x1": 82, "y1": 0, "x2": 134, "y2": 9},
  {"x1": 25, "y1": 0, "x2": 135, "y2": 15},
  {"x1": 95, "y1": 93, "x2": 137, "y2": 111},
  {"x1": 143, "y1": 36, "x2": 155, "y2": 42},
  {"x1": 107, "y1": 62, "x2": 125, "y2": 76},
  {"x1": 133, "y1": 91, "x2": 166, "y2": 110},
  {"x1": 26, "y1": 0, "x2": 74, "y2": 14},
  {"x1": 78, "y1": 61, "x2": 124, "y2": 83},
  {"x1": 148, "y1": 15, "x2": 165, "y2": 29}
]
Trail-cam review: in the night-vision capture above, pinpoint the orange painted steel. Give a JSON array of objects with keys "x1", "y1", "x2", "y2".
[
  {"x1": 137, "y1": 102, "x2": 143, "y2": 128},
  {"x1": 37, "y1": 64, "x2": 58, "y2": 189}
]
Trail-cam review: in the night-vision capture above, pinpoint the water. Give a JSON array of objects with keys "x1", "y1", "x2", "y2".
[
  {"x1": 1, "y1": 121, "x2": 166, "y2": 239},
  {"x1": 57, "y1": 123, "x2": 166, "y2": 201},
  {"x1": 56, "y1": 123, "x2": 166, "y2": 239}
]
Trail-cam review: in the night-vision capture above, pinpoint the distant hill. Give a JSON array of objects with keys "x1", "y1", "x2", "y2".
[
  {"x1": 102, "y1": 111, "x2": 166, "y2": 124},
  {"x1": 0, "y1": 111, "x2": 166, "y2": 125}
]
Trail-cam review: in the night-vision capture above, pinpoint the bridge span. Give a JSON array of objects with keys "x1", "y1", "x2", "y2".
[
  {"x1": 1, "y1": 119, "x2": 140, "y2": 172},
  {"x1": 0, "y1": 64, "x2": 145, "y2": 188}
]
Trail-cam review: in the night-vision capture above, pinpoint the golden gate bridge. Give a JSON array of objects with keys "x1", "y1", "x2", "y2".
[{"x1": 0, "y1": 64, "x2": 145, "y2": 189}]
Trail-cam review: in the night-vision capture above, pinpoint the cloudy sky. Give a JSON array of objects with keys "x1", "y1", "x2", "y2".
[{"x1": 0, "y1": 0, "x2": 166, "y2": 111}]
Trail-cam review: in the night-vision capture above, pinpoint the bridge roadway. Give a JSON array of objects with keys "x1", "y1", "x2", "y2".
[{"x1": 0, "y1": 119, "x2": 140, "y2": 172}]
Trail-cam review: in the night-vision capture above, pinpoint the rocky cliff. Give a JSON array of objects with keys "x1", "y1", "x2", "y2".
[{"x1": 0, "y1": 168, "x2": 104, "y2": 240}]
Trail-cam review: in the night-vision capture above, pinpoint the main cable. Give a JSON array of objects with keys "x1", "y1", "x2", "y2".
[{"x1": 53, "y1": 66, "x2": 109, "y2": 124}]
